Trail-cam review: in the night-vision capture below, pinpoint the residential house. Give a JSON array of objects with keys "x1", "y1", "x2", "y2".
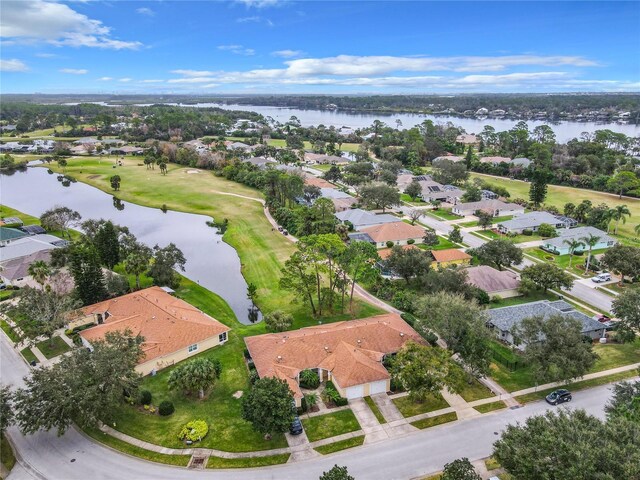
[
  {"x1": 431, "y1": 249, "x2": 472, "y2": 268},
  {"x1": 511, "y1": 157, "x2": 532, "y2": 168},
  {"x1": 541, "y1": 226, "x2": 615, "y2": 255},
  {"x1": 479, "y1": 156, "x2": 512, "y2": 165},
  {"x1": 0, "y1": 227, "x2": 28, "y2": 246},
  {"x1": 0, "y1": 217, "x2": 23, "y2": 227},
  {"x1": 464, "y1": 265, "x2": 520, "y2": 298},
  {"x1": 0, "y1": 250, "x2": 52, "y2": 287},
  {"x1": 452, "y1": 200, "x2": 525, "y2": 217},
  {"x1": 456, "y1": 134, "x2": 478, "y2": 145},
  {"x1": 432, "y1": 155, "x2": 464, "y2": 165},
  {"x1": 418, "y1": 180, "x2": 464, "y2": 204},
  {"x1": 397, "y1": 173, "x2": 416, "y2": 192},
  {"x1": 487, "y1": 300, "x2": 606, "y2": 348},
  {"x1": 319, "y1": 188, "x2": 357, "y2": 212},
  {"x1": 335, "y1": 209, "x2": 398, "y2": 230},
  {"x1": 19, "y1": 225, "x2": 47, "y2": 235},
  {"x1": 304, "y1": 174, "x2": 334, "y2": 189},
  {"x1": 304, "y1": 152, "x2": 349, "y2": 165},
  {"x1": 481, "y1": 190, "x2": 498, "y2": 200},
  {"x1": 79, "y1": 287, "x2": 230, "y2": 375},
  {"x1": 0, "y1": 234, "x2": 68, "y2": 262},
  {"x1": 245, "y1": 313, "x2": 423, "y2": 405},
  {"x1": 109, "y1": 146, "x2": 144, "y2": 155},
  {"x1": 74, "y1": 137, "x2": 100, "y2": 145},
  {"x1": 497, "y1": 212, "x2": 569, "y2": 234},
  {"x1": 347, "y1": 232, "x2": 374, "y2": 244},
  {"x1": 243, "y1": 156, "x2": 277, "y2": 169},
  {"x1": 359, "y1": 221, "x2": 425, "y2": 248}
]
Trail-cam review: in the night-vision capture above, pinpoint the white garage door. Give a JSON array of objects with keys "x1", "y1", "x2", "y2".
[
  {"x1": 369, "y1": 380, "x2": 387, "y2": 395},
  {"x1": 345, "y1": 385, "x2": 365, "y2": 399}
]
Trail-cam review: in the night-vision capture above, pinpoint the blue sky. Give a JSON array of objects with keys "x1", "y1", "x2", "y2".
[{"x1": 1, "y1": 0, "x2": 639, "y2": 94}]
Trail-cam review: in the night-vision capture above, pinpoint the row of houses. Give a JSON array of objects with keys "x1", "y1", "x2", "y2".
[{"x1": 337, "y1": 209, "x2": 425, "y2": 248}]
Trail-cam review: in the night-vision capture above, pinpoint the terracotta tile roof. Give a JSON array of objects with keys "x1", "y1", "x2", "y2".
[
  {"x1": 304, "y1": 175, "x2": 334, "y2": 189},
  {"x1": 431, "y1": 248, "x2": 472, "y2": 263},
  {"x1": 80, "y1": 286, "x2": 230, "y2": 364},
  {"x1": 244, "y1": 313, "x2": 423, "y2": 398},
  {"x1": 359, "y1": 222, "x2": 425, "y2": 243},
  {"x1": 377, "y1": 245, "x2": 418, "y2": 260}
]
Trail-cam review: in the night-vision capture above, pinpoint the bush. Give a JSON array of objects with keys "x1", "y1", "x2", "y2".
[
  {"x1": 298, "y1": 396, "x2": 308, "y2": 414},
  {"x1": 159, "y1": 400, "x2": 175, "y2": 416},
  {"x1": 407, "y1": 238, "x2": 415, "y2": 245},
  {"x1": 386, "y1": 241, "x2": 395, "y2": 248},
  {"x1": 249, "y1": 370, "x2": 260, "y2": 385},
  {"x1": 178, "y1": 420, "x2": 209, "y2": 442},
  {"x1": 138, "y1": 390, "x2": 152, "y2": 405},
  {"x1": 473, "y1": 288, "x2": 491, "y2": 305},
  {"x1": 299, "y1": 369, "x2": 320, "y2": 389},
  {"x1": 392, "y1": 290, "x2": 417, "y2": 312},
  {"x1": 537, "y1": 223, "x2": 557, "y2": 238},
  {"x1": 400, "y1": 312, "x2": 417, "y2": 326},
  {"x1": 322, "y1": 381, "x2": 348, "y2": 406},
  {"x1": 424, "y1": 331, "x2": 439, "y2": 347},
  {"x1": 491, "y1": 295, "x2": 503, "y2": 303},
  {"x1": 522, "y1": 229, "x2": 533, "y2": 236}
]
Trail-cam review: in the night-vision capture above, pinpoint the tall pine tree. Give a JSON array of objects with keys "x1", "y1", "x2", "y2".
[
  {"x1": 529, "y1": 168, "x2": 551, "y2": 207},
  {"x1": 69, "y1": 242, "x2": 108, "y2": 305},
  {"x1": 94, "y1": 220, "x2": 120, "y2": 269}
]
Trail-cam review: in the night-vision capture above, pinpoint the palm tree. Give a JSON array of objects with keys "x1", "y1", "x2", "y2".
[
  {"x1": 27, "y1": 260, "x2": 51, "y2": 286},
  {"x1": 611, "y1": 205, "x2": 631, "y2": 235},
  {"x1": 563, "y1": 239, "x2": 584, "y2": 268},
  {"x1": 605, "y1": 208, "x2": 616, "y2": 233},
  {"x1": 580, "y1": 233, "x2": 601, "y2": 275}
]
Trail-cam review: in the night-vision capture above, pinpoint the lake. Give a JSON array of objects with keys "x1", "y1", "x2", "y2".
[{"x1": 0, "y1": 167, "x2": 259, "y2": 324}]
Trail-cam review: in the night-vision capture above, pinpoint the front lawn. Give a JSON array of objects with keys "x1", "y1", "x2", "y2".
[
  {"x1": 471, "y1": 230, "x2": 544, "y2": 244},
  {"x1": 591, "y1": 339, "x2": 640, "y2": 372},
  {"x1": 0, "y1": 319, "x2": 20, "y2": 343},
  {"x1": 475, "y1": 401, "x2": 508, "y2": 414},
  {"x1": 410, "y1": 412, "x2": 457, "y2": 430},
  {"x1": 400, "y1": 194, "x2": 427, "y2": 205},
  {"x1": 301, "y1": 409, "x2": 361, "y2": 442},
  {"x1": 424, "y1": 209, "x2": 460, "y2": 221},
  {"x1": 207, "y1": 454, "x2": 290, "y2": 468},
  {"x1": 487, "y1": 290, "x2": 560, "y2": 309},
  {"x1": 524, "y1": 247, "x2": 610, "y2": 277},
  {"x1": 1, "y1": 433, "x2": 16, "y2": 472},
  {"x1": 392, "y1": 392, "x2": 449, "y2": 418},
  {"x1": 36, "y1": 336, "x2": 71, "y2": 359},
  {"x1": 20, "y1": 347, "x2": 39, "y2": 365},
  {"x1": 314, "y1": 435, "x2": 365, "y2": 455},
  {"x1": 458, "y1": 377, "x2": 495, "y2": 402}
]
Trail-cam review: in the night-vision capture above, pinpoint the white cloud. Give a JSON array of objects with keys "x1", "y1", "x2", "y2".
[
  {"x1": 235, "y1": 0, "x2": 284, "y2": 8},
  {"x1": 0, "y1": 0, "x2": 142, "y2": 50},
  {"x1": 200, "y1": 84, "x2": 220, "y2": 88},
  {"x1": 170, "y1": 69, "x2": 217, "y2": 77},
  {"x1": 168, "y1": 77, "x2": 217, "y2": 84},
  {"x1": 98, "y1": 76, "x2": 113, "y2": 81},
  {"x1": 237, "y1": 16, "x2": 261, "y2": 23},
  {"x1": 60, "y1": 68, "x2": 88, "y2": 74},
  {"x1": 136, "y1": 7, "x2": 155, "y2": 17},
  {"x1": 35, "y1": 52, "x2": 57, "y2": 58},
  {"x1": 140, "y1": 79, "x2": 164, "y2": 83},
  {"x1": 118, "y1": 78, "x2": 132, "y2": 82},
  {"x1": 272, "y1": 49, "x2": 304, "y2": 58},
  {"x1": 217, "y1": 45, "x2": 255, "y2": 56},
  {"x1": 1, "y1": 59, "x2": 28, "y2": 72}
]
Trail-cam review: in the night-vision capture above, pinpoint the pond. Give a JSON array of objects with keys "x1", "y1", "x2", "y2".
[{"x1": 0, "y1": 166, "x2": 260, "y2": 324}]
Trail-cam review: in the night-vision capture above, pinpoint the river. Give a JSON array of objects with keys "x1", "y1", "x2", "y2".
[{"x1": 0, "y1": 167, "x2": 259, "y2": 324}]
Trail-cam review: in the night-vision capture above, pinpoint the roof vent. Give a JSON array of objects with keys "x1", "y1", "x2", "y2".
[
  {"x1": 357, "y1": 339, "x2": 361, "y2": 344},
  {"x1": 152, "y1": 316, "x2": 156, "y2": 319},
  {"x1": 324, "y1": 346, "x2": 329, "y2": 351},
  {"x1": 277, "y1": 355, "x2": 282, "y2": 362},
  {"x1": 400, "y1": 332, "x2": 404, "y2": 337}
]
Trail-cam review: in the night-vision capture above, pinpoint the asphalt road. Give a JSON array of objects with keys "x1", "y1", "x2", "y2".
[{"x1": 2, "y1": 334, "x2": 624, "y2": 480}]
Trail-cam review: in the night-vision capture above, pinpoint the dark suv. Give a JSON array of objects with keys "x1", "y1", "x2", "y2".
[
  {"x1": 290, "y1": 417, "x2": 303, "y2": 435},
  {"x1": 545, "y1": 389, "x2": 572, "y2": 405}
]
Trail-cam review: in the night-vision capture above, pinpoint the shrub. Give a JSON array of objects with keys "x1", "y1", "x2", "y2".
[
  {"x1": 537, "y1": 223, "x2": 557, "y2": 238},
  {"x1": 298, "y1": 396, "x2": 308, "y2": 414},
  {"x1": 299, "y1": 369, "x2": 320, "y2": 389},
  {"x1": 386, "y1": 241, "x2": 395, "y2": 248},
  {"x1": 178, "y1": 420, "x2": 209, "y2": 442},
  {"x1": 473, "y1": 288, "x2": 491, "y2": 305},
  {"x1": 407, "y1": 238, "x2": 415, "y2": 245},
  {"x1": 138, "y1": 390, "x2": 152, "y2": 405},
  {"x1": 491, "y1": 295, "x2": 503, "y2": 303},
  {"x1": 149, "y1": 406, "x2": 156, "y2": 414},
  {"x1": 392, "y1": 290, "x2": 417, "y2": 312},
  {"x1": 143, "y1": 404, "x2": 150, "y2": 411},
  {"x1": 322, "y1": 381, "x2": 348, "y2": 406},
  {"x1": 400, "y1": 312, "x2": 416, "y2": 326},
  {"x1": 522, "y1": 229, "x2": 533, "y2": 236},
  {"x1": 249, "y1": 370, "x2": 260, "y2": 385},
  {"x1": 159, "y1": 401, "x2": 175, "y2": 416},
  {"x1": 424, "y1": 331, "x2": 439, "y2": 347}
]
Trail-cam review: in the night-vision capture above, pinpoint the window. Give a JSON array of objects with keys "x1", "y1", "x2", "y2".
[
  {"x1": 188, "y1": 344, "x2": 198, "y2": 353},
  {"x1": 218, "y1": 332, "x2": 227, "y2": 343}
]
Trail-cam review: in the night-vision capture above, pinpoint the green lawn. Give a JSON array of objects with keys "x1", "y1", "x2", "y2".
[
  {"x1": 416, "y1": 236, "x2": 460, "y2": 251},
  {"x1": 458, "y1": 377, "x2": 495, "y2": 402},
  {"x1": 487, "y1": 290, "x2": 560, "y2": 309},
  {"x1": 392, "y1": 392, "x2": 449, "y2": 418},
  {"x1": 1, "y1": 433, "x2": 16, "y2": 472},
  {"x1": 424, "y1": 209, "x2": 459, "y2": 221},
  {"x1": 206, "y1": 454, "x2": 290, "y2": 468},
  {"x1": 262, "y1": 138, "x2": 361, "y2": 153},
  {"x1": 20, "y1": 347, "x2": 39, "y2": 365},
  {"x1": 515, "y1": 369, "x2": 639, "y2": 404},
  {"x1": 525, "y1": 247, "x2": 611, "y2": 277},
  {"x1": 301, "y1": 409, "x2": 361, "y2": 442},
  {"x1": 471, "y1": 229, "x2": 544, "y2": 244},
  {"x1": 314, "y1": 435, "x2": 365, "y2": 455},
  {"x1": 84, "y1": 427, "x2": 191, "y2": 466},
  {"x1": 410, "y1": 412, "x2": 457, "y2": 430},
  {"x1": 0, "y1": 319, "x2": 20, "y2": 343},
  {"x1": 460, "y1": 215, "x2": 514, "y2": 228},
  {"x1": 474, "y1": 401, "x2": 508, "y2": 414},
  {"x1": 469, "y1": 173, "x2": 640, "y2": 243},
  {"x1": 363, "y1": 396, "x2": 386, "y2": 423},
  {"x1": 35, "y1": 336, "x2": 71, "y2": 359},
  {"x1": 400, "y1": 194, "x2": 427, "y2": 206},
  {"x1": 45, "y1": 158, "x2": 382, "y2": 328}
]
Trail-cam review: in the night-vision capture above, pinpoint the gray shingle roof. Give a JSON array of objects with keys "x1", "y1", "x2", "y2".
[
  {"x1": 498, "y1": 211, "x2": 561, "y2": 230},
  {"x1": 488, "y1": 300, "x2": 604, "y2": 334},
  {"x1": 335, "y1": 209, "x2": 398, "y2": 228},
  {"x1": 543, "y1": 226, "x2": 613, "y2": 249}
]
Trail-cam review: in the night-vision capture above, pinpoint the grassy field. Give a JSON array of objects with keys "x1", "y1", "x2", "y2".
[
  {"x1": 262, "y1": 138, "x2": 361, "y2": 153},
  {"x1": 410, "y1": 412, "x2": 457, "y2": 430},
  {"x1": 302, "y1": 410, "x2": 361, "y2": 442},
  {"x1": 470, "y1": 173, "x2": 640, "y2": 243},
  {"x1": 45, "y1": 157, "x2": 381, "y2": 327},
  {"x1": 314, "y1": 435, "x2": 365, "y2": 455},
  {"x1": 393, "y1": 392, "x2": 449, "y2": 417},
  {"x1": 474, "y1": 401, "x2": 508, "y2": 414},
  {"x1": 206, "y1": 454, "x2": 290, "y2": 468},
  {"x1": 363, "y1": 396, "x2": 387, "y2": 423},
  {"x1": 36, "y1": 336, "x2": 71, "y2": 359}
]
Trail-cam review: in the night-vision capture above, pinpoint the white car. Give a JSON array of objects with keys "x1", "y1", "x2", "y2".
[{"x1": 591, "y1": 273, "x2": 612, "y2": 283}]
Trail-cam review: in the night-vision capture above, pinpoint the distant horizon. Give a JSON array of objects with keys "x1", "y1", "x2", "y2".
[{"x1": 1, "y1": 1, "x2": 638, "y2": 95}]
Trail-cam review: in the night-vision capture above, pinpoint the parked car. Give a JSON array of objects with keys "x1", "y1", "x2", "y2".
[
  {"x1": 546, "y1": 389, "x2": 572, "y2": 405},
  {"x1": 290, "y1": 417, "x2": 303, "y2": 435},
  {"x1": 282, "y1": 230, "x2": 289, "y2": 236},
  {"x1": 591, "y1": 273, "x2": 612, "y2": 283}
]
